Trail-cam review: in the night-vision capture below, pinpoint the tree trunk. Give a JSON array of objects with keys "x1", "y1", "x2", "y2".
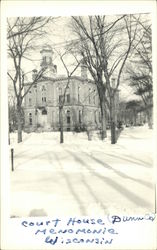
[
  {"x1": 110, "y1": 96, "x2": 116, "y2": 144},
  {"x1": 99, "y1": 94, "x2": 107, "y2": 140},
  {"x1": 146, "y1": 108, "x2": 153, "y2": 129},
  {"x1": 8, "y1": 128, "x2": 10, "y2": 145},
  {"x1": 17, "y1": 105, "x2": 22, "y2": 143},
  {"x1": 101, "y1": 106, "x2": 107, "y2": 140},
  {"x1": 59, "y1": 107, "x2": 64, "y2": 143}
]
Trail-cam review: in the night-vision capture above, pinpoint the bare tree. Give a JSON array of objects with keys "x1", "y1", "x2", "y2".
[
  {"x1": 7, "y1": 17, "x2": 53, "y2": 143},
  {"x1": 57, "y1": 50, "x2": 81, "y2": 143},
  {"x1": 127, "y1": 16, "x2": 153, "y2": 128},
  {"x1": 71, "y1": 15, "x2": 140, "y2": 143}
]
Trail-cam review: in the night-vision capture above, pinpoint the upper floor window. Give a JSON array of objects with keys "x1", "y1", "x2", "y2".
[
  {"x1": 67, "y1": 94, "x2": 70, "y2": 103},
  {"x1": 59, "y1": 87, "x2": 62, "y2": 95},
  {"x1": 43, "y1": 56, "x2": 46, "y2": 63},
  {"x1": 48, "y1": 57, "x2": 52, "y2": 64},
  {"x1": 42, "y1": 97, "x2": 46, "y2": 103},
  {"x1": 29, "y1": 98, "x2": 32, "y2": 106},
  {"x1": 42, "y1": 85, "x2": 46, "y2": 91},
  {"x1": 59, "y1": 87, "x2": 62, "y2": 104},
  {"x1": 66, "y1": 87, "x2": 70, "y2": 103}
]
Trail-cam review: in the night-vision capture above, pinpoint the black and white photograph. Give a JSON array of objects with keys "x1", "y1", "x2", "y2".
[
  {"x1": 1, "y1": 1, "x2": 157, "y2": 249},
  {"x1": 7, "y1": 12, "x2": 155, "y2": 217}
]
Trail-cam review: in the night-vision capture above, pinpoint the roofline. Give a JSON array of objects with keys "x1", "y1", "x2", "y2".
[{"x1": 24, "y1": 75, "x2": 95, "y2": 85}]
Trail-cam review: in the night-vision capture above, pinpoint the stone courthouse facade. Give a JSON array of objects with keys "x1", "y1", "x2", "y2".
[{"x1": 24, "y1": 45, "x2": 102, "y2": 132}]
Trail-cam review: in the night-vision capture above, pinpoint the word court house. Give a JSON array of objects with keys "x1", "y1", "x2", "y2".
[{"x1": 24, "y1": 45, "x2": 118, "y2": 132}]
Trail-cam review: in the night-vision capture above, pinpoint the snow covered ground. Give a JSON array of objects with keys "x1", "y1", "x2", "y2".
[{"x1": 9, "y1": 126, "x2": 155, "y2": 217}]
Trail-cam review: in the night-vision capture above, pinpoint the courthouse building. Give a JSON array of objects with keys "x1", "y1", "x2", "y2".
[{"x1": 24, "y1": 45, "x2": 103, "y2": 132}]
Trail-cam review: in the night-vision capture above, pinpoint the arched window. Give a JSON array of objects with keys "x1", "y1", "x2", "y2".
[{"x1": 29, "y1": 113, "x2": 32, "y2": 125}]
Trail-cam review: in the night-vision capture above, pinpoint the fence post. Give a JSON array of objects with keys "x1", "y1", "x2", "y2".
[{"x1": 11, "y1": 148, "x2": 14, "y2": 171}]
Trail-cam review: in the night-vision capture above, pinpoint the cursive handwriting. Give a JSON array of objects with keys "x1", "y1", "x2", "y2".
[{"x1": 21, "y1": 213, "x2": 156, "y2": 246}]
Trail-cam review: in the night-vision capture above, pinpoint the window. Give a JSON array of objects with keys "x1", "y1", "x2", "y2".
[
  {"x1": 89, "y1": 88, "x2": 91, "y2": 104},
  {"x1": 79, "y1": 110, "x2": 82, "y2": 123},
  {"x1": 42, "y1": 109, "x2": 47, "y2": 115},
  {"x1": 99, "y1": 112, "x2": 101, "y2": 122},
  {"x1": 67, "y1": 117, "x2": 70, "y2": 124},
  {"x1": 95, "y1": 111, "x2": 97, "y2": 123},
  {"x1": 41, "y1": 85, "x2": 46, "y2": 104},
  {"x1": 66, "y1": 87, "x2": 70, "y2": 103},
  {"x1": 93, "y1": 90, "x2": 96, "y2": 104},
  {"x1": 29, "y1": 98, "x2": 32, "y2": 106},
  {"x1": 48, "y1": 57, "x2": 52, "y2": 64},
  {"x1": 59, "y1": 87, "x2": 62, "y2": 95},
  {"x1": 43, "y1": 56, "x2": 46, "y2": 63},
  {"x1": 59, "y1": 87, "x2": 62, "y2": 104},
  {"x1": 59, "y1": 95, "x2": 62, "y2": 103},
  {"x1": 67, "y1": 110, "x2": 70, "y2": 124},
  {"x1": 42, "y1": 97, "x2": 46, "y2": 103},
  {"x1": 78, "y1": 86, "x2": 80, "y2": 102},
  {"x1": 29, "y1": 113, "x2": 32, "y2": 125},
  {"x1": 42, "y1": 85, "x2": 46, "y2": 91},
  {"x1": 67, "y1": 94, "x2": 70, "y2": 103}
]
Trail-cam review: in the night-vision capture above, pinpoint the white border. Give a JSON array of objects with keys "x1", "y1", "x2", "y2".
[{"x1": 1, "y1": 1, "x2": 157, "y2": 249}]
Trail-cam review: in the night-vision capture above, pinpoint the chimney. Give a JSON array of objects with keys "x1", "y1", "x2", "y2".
[{"x1": 32, "y1": 69, "x2": 38, "y2": 81}]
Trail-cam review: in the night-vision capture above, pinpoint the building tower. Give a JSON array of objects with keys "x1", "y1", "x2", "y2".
[
  {"x1": 40, "y1": 45, "x2": 57, "y2": 77},
  {"x1": 81, "y1": 59, "x2": 88, "y2": 79}
]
